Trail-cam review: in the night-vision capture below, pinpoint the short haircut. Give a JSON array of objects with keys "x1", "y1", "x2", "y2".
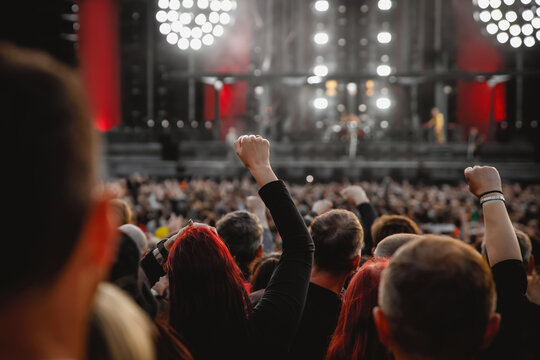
[
  {"x1": 111, "y1": 199, "x2": 134, "y2": 225},
  {"x1": 379, "y1": 236, "x2": 496, "y2": 359},
  {"x1": 217, "y1": 210, "x2": 263, "y2": 278},
  {"x1": 1, "y1": 43, "x2": 95, "y2": 304},
  {"x1": 371, "y1": 215, "x2": 420, "y2": 246},
  {"x1": 250, "y1": 252, "x2": 281, "y2": 292},
  {"x1": 374, "y1": 233, "x2": 421, "y2": 258},
  {"x1": 481, "y1": 228, "x2": 532, "y2": 267},
  {"x1": 309, "y1": 209, "x2": 363, "y2": 275}
]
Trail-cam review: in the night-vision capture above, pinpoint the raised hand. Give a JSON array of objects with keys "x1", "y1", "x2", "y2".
[
  {"x1": 234, "y1": 135, "x2": 278, "y2": 187},
  {"x1": 464, "y1": 166, "x2": 502, "y2": 198},
  {"x1": 341, "y1": 185, "x2": 370, "y2": 206},
  {"x1": 312, "y1": 199, "x2": 333, "y2": 215}
]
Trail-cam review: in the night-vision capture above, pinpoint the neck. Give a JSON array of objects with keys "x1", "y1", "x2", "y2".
[
  {"x1": 0, "y1": 261, "x2": 99, "y2": 360},
  {"x1": 310, "y1": 268, "x2": 349, "y2": 295}
]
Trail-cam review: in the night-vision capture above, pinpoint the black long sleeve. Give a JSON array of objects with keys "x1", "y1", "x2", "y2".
[
  {"x1": 141, "y1": 250, "x2": 166, "y2": 286},
  {"x1": 247, "y1": 180, "x2": 315, "y2": 357},
  {"x1": 479, "y1": 260, "x2": 540, "y2": 360},
  {"x1": 357, "y1": 202, "x2": 377, "y2": 255}
]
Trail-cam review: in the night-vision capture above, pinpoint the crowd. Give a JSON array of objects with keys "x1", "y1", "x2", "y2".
[{"x1": 2, "y1": 42, "x2": 540, "y2": 360}]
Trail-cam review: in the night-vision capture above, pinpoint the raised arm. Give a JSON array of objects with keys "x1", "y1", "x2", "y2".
[
  {"x1": 235, "y1": 135, "x2": 314, "y2": 353},
  {"x1": 464, "y1": 166, "x2": 521, "y2": 265},
  {"x1": 342, "y1": 185, "x2": 378, "y2": 255}
]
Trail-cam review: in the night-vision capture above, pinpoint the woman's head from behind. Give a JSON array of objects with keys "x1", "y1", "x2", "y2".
[
  {"x1": 326, "y1": 258, "x2": 390, "y2": 360},
  {"x1": 166, "y1": 225, "x2": 250, "y2": 359}
]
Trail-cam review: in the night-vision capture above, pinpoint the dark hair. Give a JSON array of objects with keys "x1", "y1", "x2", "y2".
[
  {"x1": 217, "y1": 210, "x2": 263, "y2": 279},
  {"x1": 310, "y1": 210, "x2": 363, "y2": 275},
  {"x1": 379, "y1": 236, "x2": 496, "y2": 359},
  {"x1": 371, "y1": 215, "x2": 420, "y2": 246},
  {"x1": 250, "y1": 252, "x2": 281, "y2": 292},
  {"x1": 481, "y1": 228, "x2": 532, "y2": 267},
  {"x1": 373, "y1": 233, "x2": 421, "y2": 258},
  {"x1": 167, "y1": 226, "x2": 251, "y2": 359},
  {"x1": 0, "y1": 43, "x2": 94, "y2": 304},
  {"x1": 326, "y1": 259, "x2": 390, "y2": 360}
]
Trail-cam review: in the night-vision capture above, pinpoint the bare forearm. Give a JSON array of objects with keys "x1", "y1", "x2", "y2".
[
  {"x1": 249, "y1": 165, "x2": 278, "y2": 189},
  {"x1": 483, "y1": 200, "x2": 522, "y2": 266}
]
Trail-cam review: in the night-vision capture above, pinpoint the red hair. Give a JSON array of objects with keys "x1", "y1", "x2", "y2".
[
  {"x1": 326, "y1": 258, "x2": 390, "y2": 360},
  {"x1": 166, "y1": 226, "x2": 251, "y2": 359}
]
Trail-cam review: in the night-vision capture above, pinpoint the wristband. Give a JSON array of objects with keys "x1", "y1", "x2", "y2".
[
  {"x1": 478, "y1": 190, "x2": 503, "y2": 198},
  {"x1": 480, "y1": 195, "x2": 505, "y2": 206},
  {"x1": 157, "y1": 239, "x2": 169, "y2": 261}
]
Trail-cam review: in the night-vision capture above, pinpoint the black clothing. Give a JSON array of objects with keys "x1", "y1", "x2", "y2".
[
  {"x1": 480, "y1": 259, "x2": 540, "y2": 360},
  {"x1": 287, "y1": 282, "x2": 342, "y2": 360},
  {"x1": 357, "y1": 202, "x2": 377, "y2": 255},
  {"x1": 142, "y1": 180, "x2": 314, "y2": 359}
]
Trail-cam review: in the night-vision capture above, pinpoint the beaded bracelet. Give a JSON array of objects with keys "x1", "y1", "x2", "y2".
[{"x1": 480, "y1": 195, "x2": 505, "y2": 206}]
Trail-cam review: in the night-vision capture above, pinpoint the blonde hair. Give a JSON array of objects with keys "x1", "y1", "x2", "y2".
[{"x1": 89, "y1": 282, "x2": 156, "y2": 360}]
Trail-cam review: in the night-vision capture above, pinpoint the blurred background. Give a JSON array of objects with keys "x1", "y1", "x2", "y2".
[{"x1": 2, "y1": 0, "x2": 540, "y2": 183}]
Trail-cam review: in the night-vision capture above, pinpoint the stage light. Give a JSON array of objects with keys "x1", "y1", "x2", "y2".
[
  {"x1": 380, "y1": 120, "x2": 389, "y2": 128},
  {"x1": 378, "y1": 0, "x2": 392, "y2": 11},
  {"x1": 487, "y1": 23, "x2": 499, "y2": 33},
  {"x1": 510, "y1": 36, "x2": 523, "y2": 46},
  {"x1": 313, "y1": 97, "x2": 329, "y2": 110},
  {"x1": 156, "y1": 0, "x2": 236, "y2": 50},
  {"x1": 307, "y1": 76, "x2": 322, "y2": 84},
  {"x1": 313, "y1": 64, "x2": 329, "y2": 77},
  {"x1": 314, "y1": 0, "x2": 329, "y2": 12},
  {"x1": 162, "y1": 119, "x2": 170, "y2": 128},
  {"x1": 346, "y1": 82, "x2": 358, "y2": 95},
  {"x1": 160, "y1": 23, "x2": 172, "y2": 34},
  {"x1": 177, "y1": 120, "x2": 185, "y2": 128},
  {"x1": 306, "y1": 175, "x2": 314, "y2": 183},
  {"x1": 376, "y1": 97, "x2": 391, "y2": 110},
  {"x1": 377, "y1": 31, "x2": 392, "y2": 43},
  {"x1": 377, "y1": 64, "x2": 392, "y2": 76},
  {"x1": 167, "y1": 32, "x2": 179, "y2": 44},
  {"x1": 473, "y1": 0, "x2": 540, "y2": 48},
  {"x1": 314, "y1": 32, "x2": 329, "y2": 45}
]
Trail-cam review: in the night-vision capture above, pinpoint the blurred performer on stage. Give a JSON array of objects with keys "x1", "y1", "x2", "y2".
[{"x1": 425, "y1": 107, "x2": 446, "y2": 144}]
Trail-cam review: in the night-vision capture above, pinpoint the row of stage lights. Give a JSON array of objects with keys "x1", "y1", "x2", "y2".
[
  {"x1": 156, "y1": 0, "x2": 237, "y2": 50},
  {"x1": 311, "y1": 0, "x2": 394, "y2": 112},
  {"x1": 473, "y1": 0, "x2": 540, "y2": 48}
]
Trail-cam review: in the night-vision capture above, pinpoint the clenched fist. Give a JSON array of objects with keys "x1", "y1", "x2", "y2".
[
  {"x1": 235, "y1": 135, "x2": 277, "y2": 187},
  {"x1": 464, "y1": 166, "x2": 502, "y2": 198},
  {"x1": 341, "y1": 185, "x2": 370, "y2": 206},
  {"x1": 234, "y1": 135, "x2": 270, "y2": 171}
]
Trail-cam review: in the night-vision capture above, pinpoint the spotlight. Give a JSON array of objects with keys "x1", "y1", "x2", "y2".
[
  {"x1": 377, "y1": 31, "x2": 392, "y2": 43},
  {"x1": 313, "y1": 64, "x2": 329, "y2": 77},
  {"x1": 472, "y1": 0, "x2": 540, "y2": 48},
  {"x1": 377, "y1": 64, "x2": 392, "y2": 76},
  {"x1": 156, "y1": 0, "x2": 236, "y2": 50},
  {"x1": 378, "y1": 0, "x2": 392, "y2": 11},
  {"x1": 376, "y1": 97, "x2": 392, "y2": 110},
  {"x1": 313, "y1": 97, "x2": 329, "y2": 110},
  {"x1": 314, "y1": 0, "x2": 329, "y2": 12},
  {"x1": 314, "y1": 32, "x2": 329, "y2": 45}
]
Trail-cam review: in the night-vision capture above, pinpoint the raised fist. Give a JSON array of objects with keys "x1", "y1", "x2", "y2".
[
  {"x1": 464, "y1": 166, "x2": 502, "y2": 198},
  {"x1": 341, "y1": 185, "x2": 369, "y2": 206},
  {"x1": 234, "y1": 135, "x2": 270, "y2": 171},
  {"x1": 312, "y1": 199, "x2": 333, "y2": 215}
]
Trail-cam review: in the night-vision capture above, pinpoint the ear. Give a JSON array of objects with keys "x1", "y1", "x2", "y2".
[
  {"x1": 373, "y1": 306, "x2": 392, "y2": 347},
  {"x1": 256, "y1": 244, "x2": 263, "y2": 259},
  {"x1": 79, "y1": 194, "x2": 120, "y2": 269},
  {"x1": 480, "y1": 312, "x2": 501, "y2": 349}
]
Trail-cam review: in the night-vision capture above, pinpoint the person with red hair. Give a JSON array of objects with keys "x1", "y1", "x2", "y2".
[
  {"x1": 141, "y1": 135, "x2": 314, "y2": 360},
  {"x1": 326, "y1": 259, "x2": 391, "y2": 360}
]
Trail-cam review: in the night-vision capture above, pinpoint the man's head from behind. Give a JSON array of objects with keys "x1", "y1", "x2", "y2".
[
  {"x1": 371, "y1": 215, "x2": 420, "y2": 247},
  {"x1": 374, "y1": 236, "x2": 500, "y2": 360},
  {"x1": 310, "y1": 209, "x2": 363, "y2": 275},
  {"x1": 0, "y1": 43, "x2": 117, "y2": 307},
  {"x1": 374, "y1": 233, "x2": 421, "y2": 258},
  {"x1": 217, "y1": 210, "x2": 263, "y2": 278}
]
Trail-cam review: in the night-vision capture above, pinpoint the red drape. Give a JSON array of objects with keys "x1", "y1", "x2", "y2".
[{"x1": 78, "y1": 0, "x2": 121, "y2": 131}]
